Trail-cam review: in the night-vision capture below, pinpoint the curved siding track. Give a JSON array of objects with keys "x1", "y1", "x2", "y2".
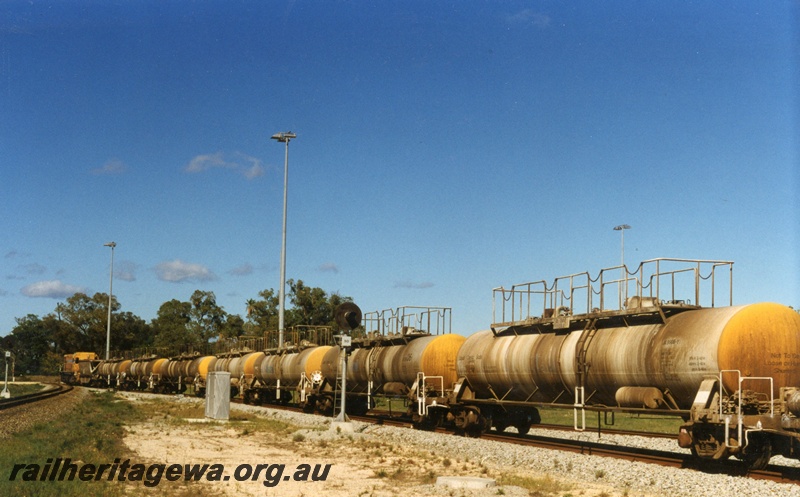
[{"x1": 0, "y1": 383, "x2": 73, "y2": 410}]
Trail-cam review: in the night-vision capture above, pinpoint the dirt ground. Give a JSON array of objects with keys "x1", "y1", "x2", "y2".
[{"x1": 121, "y1": 394, "x2": 641, "y2": 497}]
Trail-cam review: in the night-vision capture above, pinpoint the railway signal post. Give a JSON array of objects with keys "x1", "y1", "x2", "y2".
[
  {"x1": 1, "y1": 351, "x2": 10, "y2": 399},
  {"x1": 331, "y1": 303, "x2": 362, "y2": 429}
]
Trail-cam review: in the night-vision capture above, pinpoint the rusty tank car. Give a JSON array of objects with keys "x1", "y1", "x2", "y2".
[
  {"x1": 310, "y1": 306, "x2": 462, "y2": 420},
  {"x1": 245, "y1": 345, "x2": 331, "y2": 408},
  {"x1": 319, "y1": 330, "x2": 465, "y2": 418},
  {"x1": 59, "y1": 262, "x2": 800, "y2": 469},
  {"x1": 446, "y1": 258, "x2": 800, "y2": 469}
]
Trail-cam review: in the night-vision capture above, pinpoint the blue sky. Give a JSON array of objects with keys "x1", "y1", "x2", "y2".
[{"x1": 1, "y1": 1, "x2": 798, "y2": 337}]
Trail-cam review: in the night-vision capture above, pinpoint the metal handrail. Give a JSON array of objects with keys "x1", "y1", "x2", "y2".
[
  {"x1": 363, "y1": 306, "x2": 452, "y2": 336},
  {"x1": 492, "y1": 258, "x2": 734, "y2": 324}
]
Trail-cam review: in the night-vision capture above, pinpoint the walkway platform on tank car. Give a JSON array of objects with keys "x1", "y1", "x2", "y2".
[{"x1": 490, "y1": 257, "x2": 733, "y2": 337}]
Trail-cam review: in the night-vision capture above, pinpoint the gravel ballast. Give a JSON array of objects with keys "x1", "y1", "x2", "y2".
[{"x1": 222, "y1": 396, "x2": 800, "y2": 497}]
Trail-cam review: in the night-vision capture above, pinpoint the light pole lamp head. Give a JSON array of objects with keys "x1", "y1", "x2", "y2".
[
  {"x1": 104, "y1": 241, "x2": 116, "y2": 248},
  {"x1": 613, "y1": 224, "x2": 631, "y2": 231},
  {"x1": 271, "y1": 131, "x2": 297, "y2": 143}
]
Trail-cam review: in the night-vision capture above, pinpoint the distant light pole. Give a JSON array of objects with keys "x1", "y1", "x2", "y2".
[
  {"x1": 104, "y1": 242, "x2": 116, "y2": 360},
  {"x1": 271, "y1": 131, "x2": 296, "y2": 349},
  {"x1": 613, "y1": 225, "x2": 631, "y2": 306},
  {"x1": 613, "y1": 225, "x2": 631, "y2": 268}
]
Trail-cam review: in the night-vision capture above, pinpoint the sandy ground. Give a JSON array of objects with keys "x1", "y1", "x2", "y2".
[{"x1": 120, "y1": 393, "x2": 640, "y2": 497}]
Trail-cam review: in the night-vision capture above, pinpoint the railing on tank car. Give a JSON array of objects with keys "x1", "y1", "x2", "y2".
[
  {"x1": 362, "y1": 306, "x2": 452, "y2": 337},
  {"x1": 214, "y1": 325, "x2": 335, "y2": 353},
  {"x1": 492, "y1": 258, "x2": 734, "y2": 325}
]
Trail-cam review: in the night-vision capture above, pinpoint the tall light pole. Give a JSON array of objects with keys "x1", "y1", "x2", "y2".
[
  {"x1": 271, "y1": 131, "x2": 296, "y2": 349},
  {"x1": 104, "y1": 242, "x2": 116, "y2": 360},
  {"x1": 613, "y1": 224, "x2": 631, "y2": 268},
  {"x1": 613, "y1": 225, "x2": 631, "y2": 306}
]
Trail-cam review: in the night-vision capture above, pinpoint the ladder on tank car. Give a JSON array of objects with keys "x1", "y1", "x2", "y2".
[{"x1": 332, "y1": 334, "x2": 351, "y2": 421}]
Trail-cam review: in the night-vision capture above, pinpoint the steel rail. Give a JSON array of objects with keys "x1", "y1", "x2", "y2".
[
  {"x1": 0, "y1": 383, "x2": 73, "y2": 410},
  {"x1": 241, "y1": 401, "x2": 800, "y2": 484}
]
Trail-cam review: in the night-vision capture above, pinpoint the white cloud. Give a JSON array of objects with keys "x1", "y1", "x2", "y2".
[
  {"x1": 238, "y1": 153, "x2": 265, "y2": 179},
  {"x1": 21, "y1": 280, "x2": 87, "y2": 298},
  {"x1": 185, "y1": 152, "x2": 265, "y2": 180},
  {"x1": 184, "y1": 152, "x2": 235, "y2": 173},
  {"x1": 155, "y1": 259, "x2": 217, "y2": 283},
  {"x1": 92, "y1": 158, "x2": 127, "y2": 175},
  {"x1": 243, "y1": 164, "x2": 265, "y2": 179},
  {"x1": 505, "y1": 9, "x2": 551, "y2": 28}
]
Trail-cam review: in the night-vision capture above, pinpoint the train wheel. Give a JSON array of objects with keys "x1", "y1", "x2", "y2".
[
  {"x1": 349, "y1": 397, "x2": 370, "y2": 416},
  {"x1": 515, "y1": 420, "x2": 532, "y2": 435},
  {"x1": 454, "y1": 407, "x2": 488, "y2": 437},
  {"x1": 412, "y1": 410, "x2": 439, "y2": 431},
  {"x1": 318, "y1": 396, "x2": 334, "y2": 416},
  {"x1": 742, "y1": 435, "x2": 772, "y2": 470}
]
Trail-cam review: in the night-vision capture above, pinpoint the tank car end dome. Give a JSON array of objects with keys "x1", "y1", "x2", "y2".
[{"x1": 718, "y1": 302, "x2": 800, "y2": 393}]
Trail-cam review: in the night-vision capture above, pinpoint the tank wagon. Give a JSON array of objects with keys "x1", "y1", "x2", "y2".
[
  {"x1": 213, "y1": 325, "x2": 335, "y2": 408},
  {"x1": 318, "y1": 322, "x2": 464, "y2": 419},
  {"x1": 238, "y1": 307, "x2": 462, "y2": 420},
  {"x1": 60, "y1": 259, "x2": 800, "y2": 469},
  {"x1": 445, "y1": 258, "x2": 800, "y2": 469}
]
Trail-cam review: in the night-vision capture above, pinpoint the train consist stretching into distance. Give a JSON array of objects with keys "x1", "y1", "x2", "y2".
[{"x1": 61, "y1": 258, "x2": 800, "y2": 470}]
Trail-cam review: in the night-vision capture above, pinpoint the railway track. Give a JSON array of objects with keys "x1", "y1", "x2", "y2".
[
  {"x1": 480, "y1": 426, "x2": 800, "y2": 485},
  {"x1": 151, "y1": 393, "x2": 800, "y2": 485},
  {"x1": 303, "y1": 406, "x2": 800, "y2": 485},
  {"x1": 0, "y1": 383, "x2": 73, "y2": 410}
]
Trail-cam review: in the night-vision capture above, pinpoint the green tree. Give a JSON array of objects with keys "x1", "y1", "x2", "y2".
[
  {"x1": 288, "y1": 279, "x2": 351, "y2": 327},
  {"x1": 151, "y1": 299, "x2": 197, "y2": 352},
  {"x1": 6, "y1": 315, "x2": 52, "y2": 375},
  {"x1": 221, "y1": 313, "x2": 246, "y2": 339},
  {"x1": 56, "y1": 292, "x2": 116, "y2": 354},
  {"x1": 246, "y1": 280, "x2": 353, "y2": 331},
  {"x1": 112, "y1": 311, "x2": 152, "y2": 352},
  {"x1": 41, "y1": 312, "x2": 80, "y2": 354},
  {"x1": 150, "y1": 291, "x2": 231, "y2": 352},
  {"x1": 49, "y1": 292, "x2": 151, "y2": 356},
  {"x1": 188, "y1": 290, "x2": 228, "y2": 346},
  {"x1": 244, "y1": 289, "x2": 279, "y2": 333}
]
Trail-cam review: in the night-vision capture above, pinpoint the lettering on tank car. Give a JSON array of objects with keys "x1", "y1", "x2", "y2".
[
  {"x1": 463, "y1": 355, "x2": 477, "y2": 373},
  {"x1": 767, "y1": 352, "x2": 800, "y2": 368},
  {"x1": 659, "y1": 337, "x2": 684, "y2": 379},
  {"x1": 660, "y1": 353, "x2": 677, "y2": 379},
  {"x1": 688, "y1": 356, "x2": 708, "y2": 372}
]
